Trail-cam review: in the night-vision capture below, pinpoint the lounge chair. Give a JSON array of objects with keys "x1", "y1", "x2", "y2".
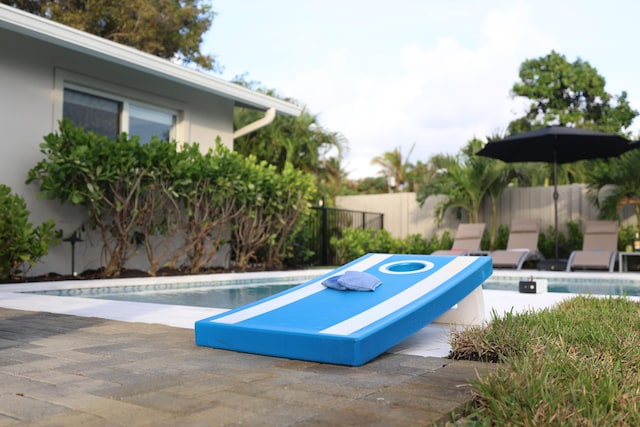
[
  {"x1": 432, "y1": 223, "x2": 486, "y2": 256},
  {"x1": 490, "y1": 220, "x2": 541, "y2": 270},
  {"x1": 566, "y1": 221, "x2": 618, "y2": 272}
]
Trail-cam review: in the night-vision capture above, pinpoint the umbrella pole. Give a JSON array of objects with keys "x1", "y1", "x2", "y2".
[{"x1": 553, "y1": 157, "x2": 559, "y2": 259}]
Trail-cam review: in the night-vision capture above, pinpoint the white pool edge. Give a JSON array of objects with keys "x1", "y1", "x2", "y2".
[{"x1": 0, "y1": 269, "x2": 331, "y2": 329}]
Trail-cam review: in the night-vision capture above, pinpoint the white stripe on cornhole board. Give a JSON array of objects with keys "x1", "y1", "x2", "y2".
[
  {"x1": 319, "y1": 256, "x2": 478, "y2": 336},
  {"x1": 210, "y1": 253, "x2": 392, "y2": 325}
]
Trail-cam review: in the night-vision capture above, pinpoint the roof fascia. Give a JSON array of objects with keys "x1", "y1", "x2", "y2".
[{"x1": 0, "y1": 4, "x2": 302, "y2": 117}]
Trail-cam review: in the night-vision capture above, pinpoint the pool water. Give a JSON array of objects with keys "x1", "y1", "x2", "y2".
[
  {"x1": 24, "y1": 279, "x2": 303, "y2": 309},
  {"x1": 483, "y1": 275, "x2": 640, "y2": 296},
  {"x1": 22, "y1": 271, "x2": 640, "y2": 309},
  {"x1": 86, "y1": 283, "x2": 298, "y2": 308}
]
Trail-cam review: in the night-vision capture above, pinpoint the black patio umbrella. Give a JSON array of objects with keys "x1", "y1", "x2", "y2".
[{"x1": 476, "y1": 125, "x2": 634, "y2": 259}]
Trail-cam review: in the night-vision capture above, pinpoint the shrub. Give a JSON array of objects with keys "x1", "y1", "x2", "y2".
[
  {"x1": 618, "y1": 224, "x2": 639, "y2": 251},
  {"x1": 28, "y1": 120, "x2": 317, "y2": 276},
  {"x1": 399, "y1": 233, "x2": 431, "y2": 254},
  {"x1": 331, "y1": 228, "x2": 399, "y2": 264},
  {"x1": 28, "y1": 121, "x2": 151, "y2": 276},
  {"x1": 438, "y1": 230, "x2": 455, "y2": 251},
  {"x1": 0, "y1": 184, "x2": 60, "y2": 280},
  {"x1": 493, "y1": 224, "x2": 510, "y2": 250},
  {"x1": 537, "y1": 221, "x2": 584, "y2": 259},
  {"x1": 480, "y1": 229, "x2": 491, "y2": 251},
  {"x1": 565, "y1": 220, "x2": 583, "y2": 252},
  {"x1": 231, "y1": 160, "x2": 317, "y2": 270},
  {"x1": 331, "y1": 228, "x2": 460, "y2": 264}
]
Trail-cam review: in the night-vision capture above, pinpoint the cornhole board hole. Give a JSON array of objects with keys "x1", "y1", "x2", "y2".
[{"x1": 195, "y1": 253, "x2": 492, "y2": 366}]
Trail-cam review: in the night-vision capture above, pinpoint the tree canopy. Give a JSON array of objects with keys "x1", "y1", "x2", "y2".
[
  {"x1": 508, "y1": 50, "x2": 637, "y2": 135},
  {"x1": 231, "y1": 76, "x2": 347, "y2": 205},
  {"x1": 504, "y1": 51, "x2": 640, "y2": 188},
  {"x1": 3, "y1": 0, "x2": 217, "y2": 70}
]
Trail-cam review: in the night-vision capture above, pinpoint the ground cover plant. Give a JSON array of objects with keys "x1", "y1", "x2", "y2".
[{"x1": 449, "y1": 296, "x2": 640, "y2": 426}]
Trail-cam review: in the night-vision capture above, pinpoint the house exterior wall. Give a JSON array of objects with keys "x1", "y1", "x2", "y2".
[{"x1": 1, "y1": 27, "x2": 236, "y2": 276}]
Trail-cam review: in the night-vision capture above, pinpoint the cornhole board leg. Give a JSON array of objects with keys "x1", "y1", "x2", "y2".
[{"x1": 433, "y1": 286, "x2": 485, "y2": 326}]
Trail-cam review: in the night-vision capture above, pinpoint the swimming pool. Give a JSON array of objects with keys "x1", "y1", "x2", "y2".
[
  {"x1": 25, "y1": 278, "x2": 301, "y2": 309},
  {"x1": 484, "y1": 270, "x2": 640, "y2": 296},
  {"x1": 16, "y1": 269, "x2": 640, "y2": 308},
  {"x1": 2, "y1": 268, "x2": 640, "y2": 358}
]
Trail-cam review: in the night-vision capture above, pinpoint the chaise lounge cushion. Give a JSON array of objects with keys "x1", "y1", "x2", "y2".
[
  {"x1": 432, "y1": 223, "x2": 485, "y2": 256},
  {"x1": 569, "y1": 251, "x2": 615, "y2": 269},
  {"x1": 489, "y1": 220, "x2": 540, "y2": 270},
  {"x1": 491, "y1": 248, "x2": 530, "y2": 268},
  {"x1": 567, "y1": 221, "x2": 618, "y2": 272}
]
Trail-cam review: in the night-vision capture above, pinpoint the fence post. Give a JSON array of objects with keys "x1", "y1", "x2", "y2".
[
  {"x1": 309, "y1": 206, "x2": 383, "y2": 266},
  {"x1": 321, "y1": 205, "x2": 328, "y2": 266}
]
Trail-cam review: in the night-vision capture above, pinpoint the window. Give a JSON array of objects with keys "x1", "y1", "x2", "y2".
[
  {"x1": 62, "y1": 87, "x2": 178, "y2": 143},
  {"x1": 129, "y1": 104, "x2": 176, "y2": 143},
  {"x1": 63, "y1": 89, "x2": 121, "y2": 140}
]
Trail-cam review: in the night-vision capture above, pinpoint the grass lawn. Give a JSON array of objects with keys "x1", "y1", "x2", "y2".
[{"x1": 449, "y1": 295, "x2": 640, "y2": 426}]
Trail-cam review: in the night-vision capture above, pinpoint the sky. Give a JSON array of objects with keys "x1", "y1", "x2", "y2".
[{"x1": 202, "y1": 0, "x2": 640, "y2": 179}]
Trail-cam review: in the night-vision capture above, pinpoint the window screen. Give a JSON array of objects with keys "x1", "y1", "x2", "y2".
[{"x1": 63, "y1": 88, "x2": 121, "y2": 140}]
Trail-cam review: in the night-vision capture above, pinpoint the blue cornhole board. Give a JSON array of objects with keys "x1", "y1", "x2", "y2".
[{"x1": 195, "y1": 253, "x2": 492, "y2": 366}]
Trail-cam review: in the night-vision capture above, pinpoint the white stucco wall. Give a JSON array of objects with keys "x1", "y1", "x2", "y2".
[
  {"x1": 337, "y1": 185, "x2": 634, "y2": 245},
  {"x1": 335, "y1": 193, "x2": 460, "y2": 239},
  {"x1": 1, "y1": 27, "x2": 236, "y2": 276}
]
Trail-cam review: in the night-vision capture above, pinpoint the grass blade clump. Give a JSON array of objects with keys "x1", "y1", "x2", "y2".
[{"x1": 449, "y1": 295, "x2": 640, "y2": 426}]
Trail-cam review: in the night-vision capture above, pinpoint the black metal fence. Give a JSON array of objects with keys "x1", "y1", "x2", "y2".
[{"x1": 307, "y1": 206, "x2": 384, "y2": 266}]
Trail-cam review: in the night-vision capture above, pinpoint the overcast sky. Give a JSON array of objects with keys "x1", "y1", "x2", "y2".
[{"x1": 203, "y1": 0, "x2": 640, "y2": 179}]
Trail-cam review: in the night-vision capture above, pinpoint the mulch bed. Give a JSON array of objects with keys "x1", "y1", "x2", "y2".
[{"x1": 0, "y1": 265, "x2": 292, "y2": 284}]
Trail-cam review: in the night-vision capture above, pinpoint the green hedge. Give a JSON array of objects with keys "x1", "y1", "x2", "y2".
[
  {"x1": 330, "y1": 228, "x2": 453, "y2": 265},
  {"x1": 27, "y1": 120, "x2": 316, "y2": 277}
]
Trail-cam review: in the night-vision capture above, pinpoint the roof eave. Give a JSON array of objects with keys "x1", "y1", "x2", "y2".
[{"x1": 0, "y1": 4, "x2": 302, "y2": 117}]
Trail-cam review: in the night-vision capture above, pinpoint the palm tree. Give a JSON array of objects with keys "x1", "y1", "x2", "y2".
[
  {"x1": 371, "y1": 144, "x2": 415, "y2": 192},
  {"x1": 417, "y1": 140, "x2": 480, "y2": 223},
  {"x1": 482, "y1": 161, "x2": 517, "y2": 249},
  {"x1": 416, "y1": 138, "x2": 515, "y2": 248},
  {"x1": 586, "y1": 147, "x2": 640, "y2": 225},
  {"x1": 317, "y1": 156, "x2": 347, "y2": 206}
]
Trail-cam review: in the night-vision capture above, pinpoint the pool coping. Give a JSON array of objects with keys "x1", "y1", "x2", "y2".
[
  {"x1": 0, "y1": 269, "x2": 331, "y2": 329},
  {"x1": 0, "y1": 269, "x2": 329, "y2": 292}
]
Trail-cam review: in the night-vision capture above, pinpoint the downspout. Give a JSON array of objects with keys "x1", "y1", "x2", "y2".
[{"x1": 233, "y1": 107, "x2": 276, "y2": 140}]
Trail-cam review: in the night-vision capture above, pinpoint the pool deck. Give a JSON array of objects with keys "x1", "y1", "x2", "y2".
[
  {"x1": 1, "y1": 269, "x2": 639, "y2": 425},
  {"x1": 0, "y1": 307, "x2": 498, "y2": 426}
]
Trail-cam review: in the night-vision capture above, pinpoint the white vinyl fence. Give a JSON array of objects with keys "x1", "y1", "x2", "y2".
[{"x1": 336, "y1": 184, "x2": 637, "y2": 239}]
